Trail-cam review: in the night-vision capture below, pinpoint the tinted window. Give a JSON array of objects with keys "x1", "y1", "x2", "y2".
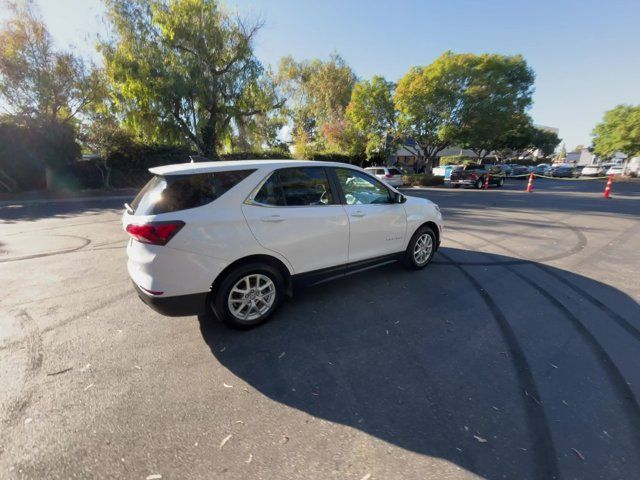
[
  {"x1": 336, "y1": 168, "x2": 391, "y2": 205},
  {"x1": 388, "y1": 168, "x2": 402, "y2": 175},
  {"x1": 254, "y1": 167, "x2": 334, "y2": 206},
  {"x1": 131, "y1": 170, "x2": 255, "y2": 215}
]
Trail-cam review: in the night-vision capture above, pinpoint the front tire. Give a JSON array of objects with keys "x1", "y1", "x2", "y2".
[
  {"x1": 475, "y1": 178, "x2": 484, "y2": 189},
  {"x1": 403, "y1": 226, "x2": 437, "y2": 270},
  {"x1": 212, "y1": 263, "x2": 284, "y2": 329}
]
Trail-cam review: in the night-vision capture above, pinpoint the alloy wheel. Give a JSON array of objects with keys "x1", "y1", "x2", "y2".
[
  {"x1": 413, "y1": 233, "x2": 433, "y2": 265},
  {"x1": 227, "y1": 274, "x2": 276, "y2": 322}
]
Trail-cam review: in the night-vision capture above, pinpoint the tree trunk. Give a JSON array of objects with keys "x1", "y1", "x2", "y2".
[
  {"x1": 45, "y1": 166, "x2": 55, "y2": 190},
  {"x1": 200, "y1": 117, "x2": 220, "y2": 160}
]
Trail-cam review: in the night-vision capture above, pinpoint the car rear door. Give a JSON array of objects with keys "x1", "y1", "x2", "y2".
[
  {"x1": 242, "y1": 166, "x2": 349, "y2": 274},
  {"x1": 332, "y1": 167, "x2": 407, "y2": 263}
]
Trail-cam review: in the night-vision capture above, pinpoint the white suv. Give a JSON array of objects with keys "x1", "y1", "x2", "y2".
[
  {"x1": 123, "y1": 160, "x2": 443, "y2": 329},
  {"x1": 364, "y1": 166, "x2": 405, "y2": 187}
]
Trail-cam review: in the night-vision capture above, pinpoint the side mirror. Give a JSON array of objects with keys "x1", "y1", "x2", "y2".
[{"x1": 394, "y1": 192, "x2": 406, "y2": 204}]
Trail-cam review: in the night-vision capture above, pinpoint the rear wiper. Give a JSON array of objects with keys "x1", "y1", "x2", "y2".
[{"x1": 124, "y1": 203, "x2": 133, "y2": 214}]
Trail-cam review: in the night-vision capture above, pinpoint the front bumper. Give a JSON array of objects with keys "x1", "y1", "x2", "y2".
[{"x1": 133, "y1": 283, "x2": 209, "y2": 317}]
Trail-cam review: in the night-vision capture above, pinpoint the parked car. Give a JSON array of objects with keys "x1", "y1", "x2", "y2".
[
  {"x1": 449, "y1": 164, "x2": 505, "y2": 189},
  {"x1": 580, "y1": 165, "x2": 606, "y2": 177},
  {"x1": 627, "y1": 157, "x2": 640, "y2": 177},
  {"x1": 551, "y1": 164, "x2": 578, "y2": 178},
  {"x1": 534, "y1": 163, "x2": 552, "y2": 176},
  {"x1": 493, "y1": 164, "x2": 512, "y2": 176},
  {"x1": 123, "y1": 160, "x2": 444, "y2": 329},
  {"x1": 364, "y1": 166, "x2": 404, "y2": 187},
  {"x1": 509, "y1": 165, "x2": 530, "y2": 177},
  {"x1": 606, "y1": 165, "x2": 624, "y2": 176}
]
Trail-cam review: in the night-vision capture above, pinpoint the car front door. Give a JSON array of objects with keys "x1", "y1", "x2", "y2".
[
  {"x1": 333, "y1": 168, "x2": 407, "y2": 263},
  {"x1": 242, "y1": 167, "x2": 349, "y2": 274}
]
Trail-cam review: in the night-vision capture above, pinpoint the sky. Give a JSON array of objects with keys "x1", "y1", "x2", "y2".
[{"x1": 3, "y1": 0, "x2": 640, "y2": 149}]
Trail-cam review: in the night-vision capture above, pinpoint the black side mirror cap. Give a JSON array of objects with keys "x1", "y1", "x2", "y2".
[{"x1": 394, "y1": 192, "x2": 406, "y2": 204}]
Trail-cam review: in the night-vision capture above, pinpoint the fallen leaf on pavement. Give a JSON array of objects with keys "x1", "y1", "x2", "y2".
[
  {"x1": 360, "y1": 474, "x2": 372, "y2": 480},
  {"x1": 245, "y1": 453, "x2": 253, "y2": 464},
  {"x1": 146, "y1": 475, "x2": 162, "y2": 480},
  {"x1": 223, "y1": 383, "x2": 233, "y2": 388},
  {"x1": 84, "y1": 384, "x2": 94, "y2": 391},
  {"x1": 47, "y1": 367, "x2": 73, "y2": 376},
  {"x1": 278, "y1": 352, "x2": 285, "y2": 359},
  {"x1": 473, "y1": 435, "x2": 488, "y2": 443},
  {"x1": 220, "y1": 434, "x2": 232, "y2": 449},
  {"x1": 571, "y1": 448, "x2": 585, "y2": 460}
]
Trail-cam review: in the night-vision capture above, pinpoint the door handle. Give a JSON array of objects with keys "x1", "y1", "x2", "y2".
[
  {"x1": 261, "y1": 215, "x2": 285, "y2": 223},
  {"x1": 351, "y1": 211, "x2": 366, "y2": 218}
]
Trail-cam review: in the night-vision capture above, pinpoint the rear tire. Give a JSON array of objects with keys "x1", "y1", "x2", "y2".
[
  {"x1": 212, "y1": 263, "x2": 284, "y2": 329},
  {"x1": 475, "y1": 178, "x2": 484, "y2": 189},
  {"x1": 497, "y1": 177, "x2": 504, "y2": 187},
  {"x1": 403, "y1": 226, "x2": 437, "y2": 270}
]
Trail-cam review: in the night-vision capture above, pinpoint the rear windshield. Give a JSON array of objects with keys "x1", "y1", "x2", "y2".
[
  {"x1": 130, "y1": 169, "x2": 255, "y2": 215},
  {"x1": 388, "y1": 168, "x2": 402, "y2": 175}
]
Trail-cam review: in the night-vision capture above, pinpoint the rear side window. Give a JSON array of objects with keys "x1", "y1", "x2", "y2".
[
  {"x1": 253, "y1": 167, "x2": 334, "y2": 206},
  {"x1": 131, "y1": 170, "x2": 255, "y2": 215}
]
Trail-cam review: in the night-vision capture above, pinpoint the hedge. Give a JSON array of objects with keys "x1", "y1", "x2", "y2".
[{"x1": 402, "y1": 174, "x2": 445, "y2": 187}]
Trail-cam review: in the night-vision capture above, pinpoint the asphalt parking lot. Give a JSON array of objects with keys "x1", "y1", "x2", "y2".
[{"x1": 1, "y1": 177, "x2": 639, "y2": 480}]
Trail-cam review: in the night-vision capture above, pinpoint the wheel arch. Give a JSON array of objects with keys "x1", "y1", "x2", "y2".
[
  {"x1": 211, "y1": 254, "x2": 294, "y2": 298},
  {"x1": 415, "y1": 221, "x2": 441, "y2": 249}
]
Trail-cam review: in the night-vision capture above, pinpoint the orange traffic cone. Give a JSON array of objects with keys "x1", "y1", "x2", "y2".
[
  {"x1": 526, "y1": 172, "x2": 534, "y2": 192},
  {"x1": 484, "y1": 174, "x2": 490, "y2": 189},
  {"x1": 603, "y1": 175, "x2": 613, "y2": 198}
]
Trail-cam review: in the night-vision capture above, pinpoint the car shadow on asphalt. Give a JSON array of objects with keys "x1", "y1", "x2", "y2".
[{"x1": 198, "y1": 248, "x2": 640, "y2": 479}]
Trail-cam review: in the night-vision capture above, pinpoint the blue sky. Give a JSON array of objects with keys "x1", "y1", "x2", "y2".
[{"x1": 4, "y1": 0, "x2": 640, "y2": 149}]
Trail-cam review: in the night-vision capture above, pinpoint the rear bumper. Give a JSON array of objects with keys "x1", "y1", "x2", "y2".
[{"x1": 133, "y1": 283, "x2": 209, "y2": 317}]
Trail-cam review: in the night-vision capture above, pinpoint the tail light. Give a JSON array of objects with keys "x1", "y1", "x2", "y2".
[
  {"x1": 469, "y1": 173, "x2": 478, "y2": 179},
  {"x1": 126, "y1": 221, "x2": 185, "y2": 246}
]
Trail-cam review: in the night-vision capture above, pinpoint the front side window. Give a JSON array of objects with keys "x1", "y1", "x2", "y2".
[
  {"x1": 335, "y1": 168, "x2": 392, "y2": 205},
  {"x1": 253, "y1": 167, "x2": 334, "y2": 206},
  {"x1": 131, "y1": 169, "x2": 255, "y2": 215}
]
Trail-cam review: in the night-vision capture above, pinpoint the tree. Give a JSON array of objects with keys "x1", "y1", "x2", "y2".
[
  {"x1": 101, "y1": 0, "x2": 283, "y2": 159},
  {"x1": 592, "y1": 105, "x2": 640, "y2": 158},
  {"x1": 277, "y1": 53, "x2": 356, "y2": 155},
  {"x1": 451, "y1": 53, "x2": 535, "y2": 159},
  {"x1": 394, "y1": 53, "x2": 467, "y2": 169},
  {"x1": 558, "y1": 143, "x2": 567, "y2": 161},
  {"x1": 0, "y1": 0, "x2": 102, "y2": 172},
  {"x1": 0, "y1": 1, "x2": 103, "y2": 125},
  {"x1": 531, "y1": 128, "x2": 561, "y2": 157},
  {"x1": 346, "y1": 76, "x2": 396, "y2": 161}
]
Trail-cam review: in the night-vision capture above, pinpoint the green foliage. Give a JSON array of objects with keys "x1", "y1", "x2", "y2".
[
  {"x1": 277, "y1": 53, "x2": 356, "y2": 155},
  {"x1": 531, "y1": 127, "x2": 561, "y2": 157},
  {"x1": 101, "y1": 0, "x2": 282, "y2": 158},
  {"x1": 394, "y1": 54, "x2": 465, "y2": 162},
  {"x1": 0, "y1": 1, "x2": 103, "y2": 124},
  {"x1": 0, "y1": 116, "x2": 80, "y2": 191},
  {"x1": 395, "y1": 51, "x2": 535, "y2": 164},
  {"x1": 592, "y1": 105, "x2": 640, "y2": 157},
  {"x1": 346, "y1": 76, "x2": 395, "y2": 160},
  {"x1": 439, "y1": 154, "x2": 474, "y2": 165}
]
